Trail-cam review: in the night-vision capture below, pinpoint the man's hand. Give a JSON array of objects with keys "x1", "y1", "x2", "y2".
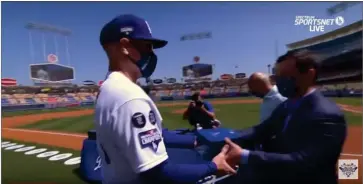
[
  {"x1": 189, "y1": 101, "x2": 196, "y2": 108},
  {"x1": 224, "y1": 138, "x2": 243, "y2": 166},
  {"x1": 212, "y1": 145, "x2": 237, "y2": 176}
]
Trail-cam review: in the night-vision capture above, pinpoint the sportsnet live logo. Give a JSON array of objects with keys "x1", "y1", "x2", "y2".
[{"x1": 295, "y1": 16, "x2": 345, "y2": 32}]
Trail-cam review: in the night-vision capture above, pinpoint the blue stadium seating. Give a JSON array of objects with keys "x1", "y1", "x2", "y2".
[
  {"x1": 296, "y1": 31, "x2": 362, "y2": 60},
  {"x1": 25, "y1": 98, "x2": 36, "y2": 104},
  {"x1": 85, "y1": 96, "x2": 93, "y2": 101},
  {"x1": 2, "y1": 98, "x2": 9, "y2": 105},
  {"x1": 66, "y1": 96, "x2": 77, "y2": 103}
]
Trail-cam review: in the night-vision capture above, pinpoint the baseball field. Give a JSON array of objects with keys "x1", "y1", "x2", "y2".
[{"x1": 2, "y1": 97, "x2": 362, "y2": 184}]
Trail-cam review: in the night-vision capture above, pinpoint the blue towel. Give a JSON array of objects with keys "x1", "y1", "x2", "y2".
[
  {"x1": 166, "y1": 148, "x2": 208, "y2": 164},
  {"x1": 163, "y1": 130, "x2": 196, "y2": 149}
]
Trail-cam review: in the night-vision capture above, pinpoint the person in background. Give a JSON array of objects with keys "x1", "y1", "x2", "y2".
[
  {"x1": 248, "y1": 72, "x2": 287, "y2": 122},
  {"x1": 183, "y1": 92, "x2": 221, "y2": 129}
]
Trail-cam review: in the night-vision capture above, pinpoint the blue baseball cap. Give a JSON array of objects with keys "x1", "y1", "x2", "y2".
[{"x1": 100, "y1": 14, "x2": 167, "y2": 49}]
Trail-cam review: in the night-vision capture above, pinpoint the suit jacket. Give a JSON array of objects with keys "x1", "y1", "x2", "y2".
[{"x1": 236, "y1": 89, "x2": 347, "y2": 184}]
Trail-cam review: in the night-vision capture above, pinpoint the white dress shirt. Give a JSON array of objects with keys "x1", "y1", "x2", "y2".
[{"x1": 260, "y1": 85, "x2": 287, "y2": 122}]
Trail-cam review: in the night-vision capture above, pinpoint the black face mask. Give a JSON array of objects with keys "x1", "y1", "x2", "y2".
[
  {"x1": 249, "y1": 91, "x2": 264, "y2": 99},
  {"x1": 127, "y1": 43, "x2": 158, "y2": 78},
  {"x1": 275, "y1": 76, "x2": 298, "y2": 98}
]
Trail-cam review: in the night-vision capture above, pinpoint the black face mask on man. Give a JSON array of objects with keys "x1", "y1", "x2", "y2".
[
  {"x1": 275, "y1": 76, "x2": 299, "y2": 98},
  {"x1": 127, "y1": 43, "x2": 158, "y2": 78},
  {"x1": 250, "y1": 91, "x2": 265, "y2": 99}
]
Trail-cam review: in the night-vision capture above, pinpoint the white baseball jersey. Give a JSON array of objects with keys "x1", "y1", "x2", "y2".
[{"x1": 94, "y1": 72, "x2": 168, "y2": 184}]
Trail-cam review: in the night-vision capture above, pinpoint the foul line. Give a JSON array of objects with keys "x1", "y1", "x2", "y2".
[
  {"x1": 340, "y1": 153, "x2": 362, "y2": 157},
  {"x1": 2, "y1": 128, "x2": 362, "y2": 157},
  {"x1": 2, "y1": 128, "x2": 87, "y2": 138}
]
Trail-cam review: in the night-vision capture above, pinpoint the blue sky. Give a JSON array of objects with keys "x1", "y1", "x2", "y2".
[{"x1": 1, "y1": 2, "x2": 362, "y2": 85}]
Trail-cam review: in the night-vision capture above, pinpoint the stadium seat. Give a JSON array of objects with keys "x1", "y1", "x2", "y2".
[
  {"x1": 1, "y1": 98, "x2": 10, "y2": 105},
  {"x1": 67, "y1": 93, "x2": 76, "y2": 96},
  {"x1": 47, "y1": 97, "x2": 57, "y2": 103},
  {"x1": 8, "y1": 98, "x2": 18, "y2": 105},
  {"x1": 25, "y1": 98, "x2": 36, "y2": 104},
  {"x1": 80, "y1": 96, "x2": 88, "y2": 101},
  {"x1": 73, "y1": 96, "x2": 81, "y2": 101},
  {"x1": 1, "y1": 94, "x2": 11, "y2": 98},
  {"x1": 66, "y1": 96, "x2": 77, "y2": 103},
  {"x1": 85, "y1": 96, "x2": 94, "y2": 101},
  {"x1": 17, "y1": 98, "x2": 27, "y2": 104},
  {"x1": 33, "y1": 98, "x2": 43, "y2": 104}
]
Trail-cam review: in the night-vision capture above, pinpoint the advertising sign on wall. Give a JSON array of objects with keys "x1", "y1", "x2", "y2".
[
  {"x1": 1, "y1": 78, "x2": 17, "y2": 86},
  {"x1": 235, "y1": 73, "x2": 246, "y2": 79},
  {"x1": 167, "y1": 78, "x2": 176, "y2": 83},
  {"x1": 220, "y1": 74, "x2": 233, "y2": 80},
  {"x1": 153, "y1": 79, "x2": 163, "y2": 84},
  {"x1": 82, "y1": 80, "x2": 96, "y2": 86}
]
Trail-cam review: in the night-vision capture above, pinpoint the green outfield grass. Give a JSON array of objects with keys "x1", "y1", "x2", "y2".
[
  {"x1": 20, "y1": 101, "x2": 362, "y2": 134},
  {"x1": 332, "y1": 97, "x2": 362, "y2": 106},
  {"x1": 2, "y1": 139, "x2": 88, "y2": 184}
]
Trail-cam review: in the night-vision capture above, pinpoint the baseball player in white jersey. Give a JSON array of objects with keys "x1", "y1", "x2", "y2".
[{"x1": 95, "y1": 14, "x2": 236, "y2": 184}]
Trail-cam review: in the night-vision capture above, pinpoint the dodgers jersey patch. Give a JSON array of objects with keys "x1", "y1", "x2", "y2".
[
  {"x1": 149, "y1": 110, "x2": 156, "y2": 125},
  {"x1": 138, "y1": 128, "x2": 162, "y2": 152},
  {"x1": 132, "y1": 112, "x2": 146, "y2": 128}
]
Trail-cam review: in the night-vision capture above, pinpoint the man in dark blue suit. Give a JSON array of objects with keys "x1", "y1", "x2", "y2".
[{"x1": 224, "y1": 50, "x2": 347, "y2": 184}]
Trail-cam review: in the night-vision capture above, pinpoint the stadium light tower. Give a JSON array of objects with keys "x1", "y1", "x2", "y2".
[{"x1": 25, "y1": 22, "x2": 72, "y2": 65}]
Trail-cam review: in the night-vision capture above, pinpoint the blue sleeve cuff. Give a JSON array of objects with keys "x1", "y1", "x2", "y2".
[
  {"x1": 209, "y1": 161, "x2": 218, "y2": 172},
  {"x1": 240, "y1": 149, "x2": 250, "y2": 164}
]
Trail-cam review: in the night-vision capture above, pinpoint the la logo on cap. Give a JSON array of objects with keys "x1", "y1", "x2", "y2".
[
  {"x1": 145, "y1": 21, "x2": 152, "y2": 34},
  {"x1": 120, "y1": 27, "x2": 133, "y2": 34}
]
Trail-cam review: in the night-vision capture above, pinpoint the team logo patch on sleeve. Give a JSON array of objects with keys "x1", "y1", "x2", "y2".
[
  {"x1": 149, "y1": 111, "x2": 156, "y2": 125},
  {"x1": 131, "y1": 112, "x2": 146, "y2": 128},
  {"x1": 138, "y1": 128, "x2": 162, "y2": 152}
]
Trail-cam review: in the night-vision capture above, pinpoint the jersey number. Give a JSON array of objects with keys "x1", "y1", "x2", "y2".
[{"x1": 100, "y1": 144, "x2": 111, "y2": 165}]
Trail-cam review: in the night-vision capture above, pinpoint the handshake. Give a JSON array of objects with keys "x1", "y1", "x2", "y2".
[{"x1": 211, "y1": 138, "x2": 243, "y2": 176}]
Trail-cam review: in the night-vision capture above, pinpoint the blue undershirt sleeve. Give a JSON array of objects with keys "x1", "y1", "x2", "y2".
[{"x1": 203, "y1": 102, "x2": 214, "y2": 112}]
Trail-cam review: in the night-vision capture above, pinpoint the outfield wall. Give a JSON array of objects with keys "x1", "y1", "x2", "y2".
[{"x1": 2, "y1": 91, "x2": 361, "y2": 112}]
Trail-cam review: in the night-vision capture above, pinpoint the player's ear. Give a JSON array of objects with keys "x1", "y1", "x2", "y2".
[
  {"x1": 122, "y1": 48, "x2": 129, "y2": 55},
  {"x1": 120, "y1": 38, "x2": 130, "y2": 55}
]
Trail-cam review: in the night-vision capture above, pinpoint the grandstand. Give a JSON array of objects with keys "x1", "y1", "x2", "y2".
[
  {"x1": 284, "y1": 20, "x2": 362, "y2": 96},
  {"x1": 2, "y1": 19, "x2": 362, "y2": 109}
]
